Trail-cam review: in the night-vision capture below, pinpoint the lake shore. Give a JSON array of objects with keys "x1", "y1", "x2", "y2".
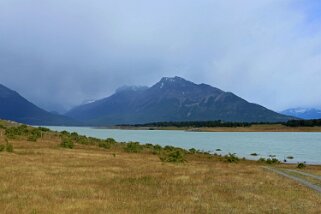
[{"x1": 111, "y1": 124, "x2": 321, "y2": 132}]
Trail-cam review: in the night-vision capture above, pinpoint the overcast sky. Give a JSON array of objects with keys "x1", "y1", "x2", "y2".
[{"x1": 1, "y1": 0, "x2": 321, "y2": 113}]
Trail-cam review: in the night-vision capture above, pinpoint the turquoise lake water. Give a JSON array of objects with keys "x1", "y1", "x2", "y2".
[{"x1": 46, "y1": 126, "x2": 321, "y2": 164}]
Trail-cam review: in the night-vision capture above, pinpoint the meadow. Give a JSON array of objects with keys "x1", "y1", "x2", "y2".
[{"x1": 0, "y1": 121, "x2": 320, "y2": 213}]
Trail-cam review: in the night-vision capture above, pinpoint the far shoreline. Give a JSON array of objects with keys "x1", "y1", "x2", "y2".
[{"x1": 93, "y1": 124, "x2": 321, "y2": 132}]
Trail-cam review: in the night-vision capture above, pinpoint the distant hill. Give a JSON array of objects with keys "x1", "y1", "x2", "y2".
[
  {"x1": 281, "y1": 108, "x2": 321, "y2": 120},
  {"x1": 66, "y1": 76, "x2": 295, "y2": 125},
  {"x1": 0, "y1": 83, "x2": 77, "y2": 125}
]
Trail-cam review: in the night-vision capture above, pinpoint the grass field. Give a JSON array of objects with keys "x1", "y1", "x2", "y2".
[{"x1": 0, "y1": 126, "x2": 321, "y2": 214}]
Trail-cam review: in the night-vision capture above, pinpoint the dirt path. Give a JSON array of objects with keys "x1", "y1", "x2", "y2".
[
  {"x1": 286, "y1": 169, "x2": 321, "y2": 181},
  {"x1": 263, "y1": 166, "x2": 321, "y2": 195}
]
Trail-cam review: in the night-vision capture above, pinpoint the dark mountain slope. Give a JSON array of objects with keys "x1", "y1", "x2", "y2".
[
  {"x1": 0, "y1": 84, "x2": 77, "y2": 125},
  {"x1": 66, "y1": 77, "x2": 295, "y2": 125}
]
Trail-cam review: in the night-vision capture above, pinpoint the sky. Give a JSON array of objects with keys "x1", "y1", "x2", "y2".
[{"x1": 1, "y1": 0, "x2": 321, "y2": 113}]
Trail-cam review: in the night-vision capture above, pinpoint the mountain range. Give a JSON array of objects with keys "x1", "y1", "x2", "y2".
[
  {"x1": 281, "y1": 108, "x2": 321, "y2": 120},
  {"x1": 66, "y1": 77, "x2": 295, "y2": 125},
  {"x1": 0, "y1": 84, "x2": 76, "y2": 125}
]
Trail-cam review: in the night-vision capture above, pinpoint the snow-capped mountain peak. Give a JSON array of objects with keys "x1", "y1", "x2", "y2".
[{"x1": 281, "y1": 108, "x2": 321, "y2": 120}]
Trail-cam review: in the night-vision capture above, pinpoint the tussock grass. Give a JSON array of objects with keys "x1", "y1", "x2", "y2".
[{"x1": 0, "y1": 127, "x2": 320, "y2": 213}]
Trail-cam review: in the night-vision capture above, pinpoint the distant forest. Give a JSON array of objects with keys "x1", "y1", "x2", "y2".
[
  {"x1": 285, "y1": 119, "x2": 321, "y2": 127},
  {"x1": 119, "y1": 119, "x2": 321, "y2": 128},
  {"x1": 120, "y1": 121, "x2": 254, "y2": 128}
]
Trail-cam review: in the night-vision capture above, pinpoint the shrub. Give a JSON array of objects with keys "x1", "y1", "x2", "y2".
[
  {"x1": 153, "y1": 144, "x2": 162, "y2": 151},
  {"x1": 144, "y1": 143, "x2": 154, "y2": 149},
  {"x1": 27, "y1": 135, "x2": 38, "y2": 142},
  {"x1": 164, "y1": 145, "x2": 175, "y2": 151},
  {"x1": 27, "y1": 129, "x2": 42, "y2": 142},
  {"x1": 124, "y1": 142, "x2": 143, "y2": 153},
  {"x1": 159, "y1": 150, "x2": 185, "y2": 163},
  {"x1": 189, "y1": 148, "x2": 197, "y2": 154},
  {"x1": 6, "y1": 143, "x2": 14, "y2": 152},
  {"x1": 258, "y1": 158, "x2": 266, "y2": 162},
  {"x1": 297, "y1": 162, "x2": 306, "y2": 169},
  {"x1": 70, "y1": 132, "x2": 79, "y2": 137},
  {"x1": 60, "y1": 130, "x2": 70, "y2": 137},
  {"x1": 98, "y1": 141, "x2": 111, "y2": 149},
  {"x1": 0, "y1": 144, "x2": 5, "y2": 152},
  {"x1": 4, "y1": 125, "x2": 42, "y2": 141},
  {"x1": 60, "y1": 138, "x2": 74, "y2": 149},
  {"x1": 5, "y1": 125, "x2": 28, "y2": 139},
  {"x1": 105, "y1": 138, "x2": 116, "y2": 144},
  {"x1": 266, "y1": 158, "x2": 280, "y2": 164},
  {"x1": 38, "y1": 127, "x2": 50, "y2": 132},
  {"x1": 224, "y1": 153, "x2": 239, "y2": 163},
  {"x1": 77, "y1": 136, "x2": 89, "y2": 145},
  {"x1": 152, "y1": 144, "x2": 162, "y2": 154},
  {"x1": 88, "y1": 137, "x2": 99, "y2": 145}
]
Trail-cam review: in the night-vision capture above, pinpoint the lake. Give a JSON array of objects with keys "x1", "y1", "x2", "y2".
[{"x1": 46, "y1": 126, "x2": 321, "y2": 164}]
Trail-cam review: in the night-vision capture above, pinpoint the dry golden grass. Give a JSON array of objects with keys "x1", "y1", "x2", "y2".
[{"x1": 0, "y1": 136, "x2": 321, "y2": 213}]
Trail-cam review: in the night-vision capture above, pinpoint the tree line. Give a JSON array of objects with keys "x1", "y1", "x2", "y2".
[
  {"x1": 119, "y1": 119, "x2": 321, "y2": 128},
  {"x1": 283, "y1": 119, "x2": 321, "y2": 127},
  {"x1": 119, "y1": 120, "x2": 253, "y2": 128}
]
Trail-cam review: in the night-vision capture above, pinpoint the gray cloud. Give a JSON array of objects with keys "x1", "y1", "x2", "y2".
[{"x1": 1, "y1": 0, "x2": 321, "y2": 113}]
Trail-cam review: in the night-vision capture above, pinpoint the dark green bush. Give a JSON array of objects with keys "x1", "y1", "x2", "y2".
[
  {"x1": 144, "y1": 143, "x2": 154, "y2": 149},
  {"x1": 60, "y1": 130, "x2": 70, "y2": 136},
  {"x1": 98, "y1": 141, "x2": 111, "y2": 149},
  {"x1": 266, "y1": 158, "x2": 280, "y2": 164},
  {"x1": 5, "y1": 125, "x2": 42, "y2": 142},
  {"x1": 105, "y1": 138, "x2": 116, "y2": 144},
  {"x1": 124, "y1": 142, "x2": 143, "y2": 153},
  {"x1": 189, "y1": 148, "x2": 197, "y2": 154},
  {"x1": 297, "y1": 162, "x2": 306, "y2": 169},
  {"x1": 6, "y1": 143, "x2": 14, "y2": 152},
  {"x1": 159, "y1": 150, "x2": 185, "y2": 163},
  {"x1": 70, "y1": 132, "x2": 79, "y2": 137},
  {"x1": 164, "y1": 145, "x2": 176, "y2": 151},
  {"x1": 151, "y1": 144, "x2": 162, "y2": 154},
  {"x1": 88, "y1": 137, "x2": 99, "y2": 145},
  {"x1": 77, "y1": 136, "x2": 90, "y2": 145},
  {"x1": 0, "y1": 144, "x2": 5, "y2": 152},
  {"x1": 5, "y1": 125, "x2": 28, "y2": 139},
  {"x1": 27, "y1": 129, "x2": 42, "y2": 142},
  {"x1": 153, "y1": 144, "x2": 162, "y2": 151},
  {"x1": 224, "y1": 153, "x2": 239, "y2": 163},
  {"x1": 38, "y1": 127, "x2": 50, "y2": 132},
  {"x1": 60, "y1": 138, "x2": 74, "y2": 149}
]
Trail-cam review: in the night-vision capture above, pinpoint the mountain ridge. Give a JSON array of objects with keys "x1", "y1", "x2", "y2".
[
  {"x1": 66, "y1": 77, "x2": 295, "y2": 125},
  {"x1": 281, "y1": 108, "x2": 321, "y2": 120},
  {"x1": 0, "y1": 83, "x2": 78, "y2": 125}
]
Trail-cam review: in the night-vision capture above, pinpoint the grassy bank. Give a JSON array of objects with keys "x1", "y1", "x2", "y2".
[{"x1": 0, "y1": 122, "x2": 321, "y2": 213}]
